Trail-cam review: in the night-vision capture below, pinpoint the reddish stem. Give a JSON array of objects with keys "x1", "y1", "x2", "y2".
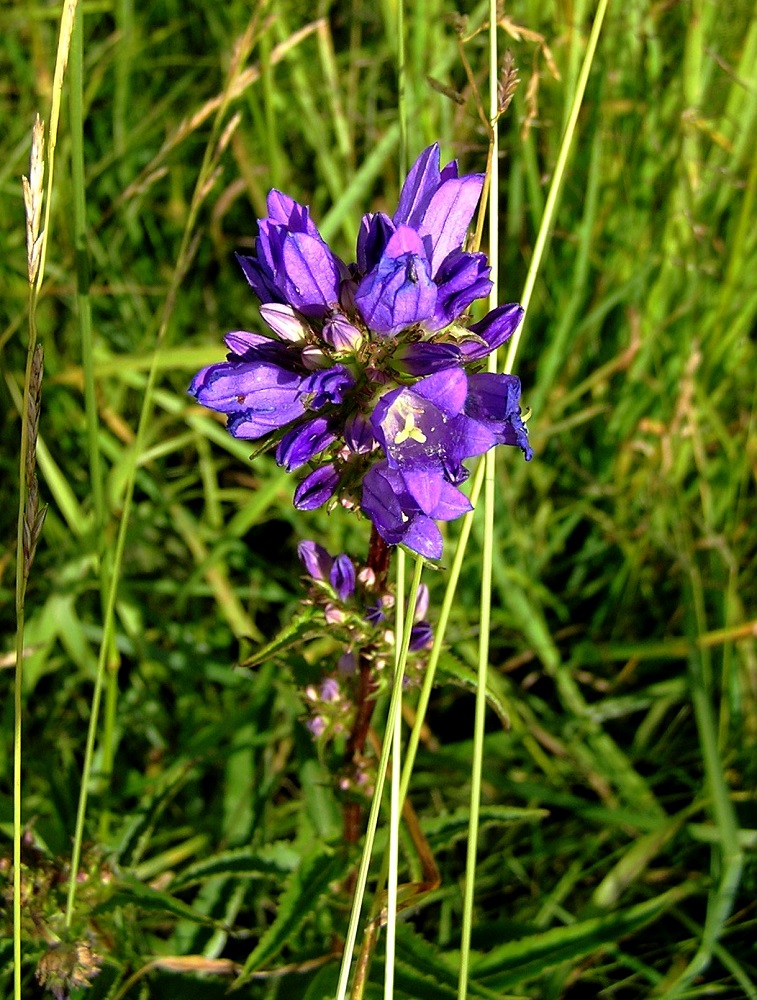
[{"x1": 343, "y1": 526, "x2": 391, "y2": 844}]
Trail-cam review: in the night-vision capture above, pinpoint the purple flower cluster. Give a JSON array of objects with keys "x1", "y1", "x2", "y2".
[{"x1": 189, "y1": 144, "x2": 531, "y2": 559}]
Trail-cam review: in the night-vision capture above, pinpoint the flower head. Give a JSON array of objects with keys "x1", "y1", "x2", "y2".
[{"x1": 190, "y1": 144, "x2": 531, "y2": 557}]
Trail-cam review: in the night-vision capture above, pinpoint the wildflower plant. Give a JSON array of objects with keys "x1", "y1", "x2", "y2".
[{"x1": 187, "y1": 133, "x2": 538, "y2": 995}]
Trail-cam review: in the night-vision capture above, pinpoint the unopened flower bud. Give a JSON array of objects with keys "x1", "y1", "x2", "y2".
[
  {"x1": 301, "y1": 345, "x2": 331, "y2": 369},
  {"x1": 260, "y1": 302, "x2": 309, "y2": 342},
  {"x1": 322, "y1": 315, "x2": 363, "y2": 351}
]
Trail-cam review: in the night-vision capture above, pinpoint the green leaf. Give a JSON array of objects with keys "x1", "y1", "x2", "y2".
[
  {"x1": 235, "y1": 847, "x2": 349, "y2": 985},
  {"x1": 422, "y1": 805, "x2": 547, "y2": 853},
  {"x1": 170, "y1": 840, "x2": 301, "y2": 891},
  {"x1": 114, "y1": 763, "x2": 195, "y2": 868},
  {"x1": 436, "y1": 650, "x2": 511, "y2": 727},
  {"x1": 394, "y1": 924, "x2": 503, "y2": 1000},
  {"x1": 237, "y1": 607, "x2": 320, "y2": 669},
  {"x1": 470, "y1": 884, "x2": 698, "y2": 989},
  {"x1": 94, "y1": 876, "x2": 223, "y2": 928}
]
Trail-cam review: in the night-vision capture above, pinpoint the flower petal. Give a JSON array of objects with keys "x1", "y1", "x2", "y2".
[
  {"x1": 393, "y1": 143, "x2": 442, "y2": 228},
  {"x1": 354, "y1": 226, "x2": 437, "y2": 335},
  {"x1": 391, "y1": 341, "x2": 462, "y2": 376},
  {"x1": 293, "y1": 463, "x2": 341, "y2": 510},
  {"x1": 279, "y1": 233, "x2": 343, "y2": 315},
  {"x1": 298, "y1": 540, "x2": 333, "y2": 580},
  {"x1": 419, "y1": 174, "x2": 485, "y2": 274},
  {"x1": 356, "y1": 212, "x2": 395, "y2": 273},
  {"x1": 459, "y1": 303, "x2": 524, "y2": 360},
  {"x1": 276, "y1": 416, "x2": 337, "y2": 471},
  {"x1": 465, "y1": 372, "x2": 533, "y2": 459}
]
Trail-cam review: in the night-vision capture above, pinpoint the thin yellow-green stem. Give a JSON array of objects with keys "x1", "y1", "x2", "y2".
[
  {"x1": 458, "y1": 5, "x2": 500, "y2": 994},
  {"x1": 69, "y1": 1, "x2": 119, "y2": 843},
  {"x1": 14, "y1": 3, "x2": 79, "y2": 991},
  {"x1": 393, "y1": 11, "x2": 613, "y2": 984},
  {"x1": 13, "y1": 300, "x2": 35, "y2": 999},
  {"x1": 336, "y1": 557, "x2": 424, "y2": 1000},
  {"x1": 384, "y1": 6, "x2": 407, "y2": 992},
  {"x1": 397, "y1": 0, "x2": 408, "y2": 177},
  {"x1": 503, "y1": 0, "x2": 610, "y2": 374},
  {"x1": 385, "y1": 545, "x2": 406, "y2": 999},
  {"x1": 401, "y1": 1, "x2": 610, "y2": 820},
  {"x1": 64, "y1": 9, "x2": 262, "y2": 926}
]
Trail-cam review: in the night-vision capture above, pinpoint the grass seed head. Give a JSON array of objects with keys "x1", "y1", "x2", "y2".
[{"x1": 22, "y1": 115, "x2": 45, "y2": 284}]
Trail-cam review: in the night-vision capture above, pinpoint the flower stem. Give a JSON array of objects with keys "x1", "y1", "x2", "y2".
[
  {"x1": 336, "y1": 555, "x2": 424, "y2": 1000},
  {"x1": 458, "y1": 4, "x2": 500, "y2": 994},
  {"x1": 344, "y1": 527, "x2": 391, "y2": 845}
]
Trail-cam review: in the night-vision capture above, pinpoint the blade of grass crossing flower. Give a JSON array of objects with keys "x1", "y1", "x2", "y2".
[
  {"x1": 385, "y1": 544, "x2": 406, "y2": 1000},
  {"x1": 336, "y1": 557, "x2": 424, "y2": 1000},
  {"x1": 400, "y1": 0, "x2": 611, "y2": 824},
  {"x1": 385, "y1": 8, "x2": 408, "y2": 993},
  {"x1": 458, "y1": 5, "x2": 500, "y2": 995},
  {"x1": 400, "y1": 459, "x2": 486, "y2": 808},
  {"x1": 503, "y1": 0, "x2": 610, "y2": 376}
]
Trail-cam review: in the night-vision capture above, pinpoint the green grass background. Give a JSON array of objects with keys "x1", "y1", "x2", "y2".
[{"x1": 1, "y1": 0, "x2": 756, "y2": 997}]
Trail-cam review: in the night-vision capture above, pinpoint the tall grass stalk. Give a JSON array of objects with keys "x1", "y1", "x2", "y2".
[
  {"x1": 503, "y1": 0, "x2": 610, "y2": 372},
  {"x1": 385, "y1": 544, "x2": 406, "y2": 999},
  {"x1": 14, "y1": 2, "x2": 79, "y2": 993},
  {"x1": 336, "y1": 557, "x2": 424, "y2": 1000},
  {"x1": 65, "y1": 9, "x2": 265, "y2": 925},
  {"x1": 663, "y1": 534, "x2": 743, "y2": 998},
  {"x1": 385, "y1": 5, "x2": 407, "y2": 992},
  {"x1": 457, "y1": 2, "x2": 500, "y2": 994},
  {"x1": 69, "y1": 1, "x2": 119, "y2": 842}
]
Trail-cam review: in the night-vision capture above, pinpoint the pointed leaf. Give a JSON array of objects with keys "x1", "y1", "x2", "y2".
[
  {"x1": 436, "y1": 650, "x2": 511, "y2": 728},
  {"x1": 235, "y1": 848, "x2": 349, "y2": 984},
  {"x1": 170, "y1": 841, "x2": 301, "y2": 891},
  {"x1": 237, "y1": 607, "x2": 320, "y2": 669}
]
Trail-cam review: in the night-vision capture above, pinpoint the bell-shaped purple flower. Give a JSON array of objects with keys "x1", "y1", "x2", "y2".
[
  {"x1": 371, "y1": 368, "x2": 496, "y2": 488},
  {"x1": 330, "y1": 554, "x2": 356, "y2": 601},
  {"x1": 298, "y1": 540, "x2": 333, "y2": 580},
  {"x1": 276, "y1": 416, "x2": 338, "y2": 471},
  {"x1": 459, "y1": 303, "x2": 524, "y2": 360},
  {"x1": 236, "y1": 190, "x2": 348, "y2": 317},
  {"x1": 189, "y1": 360, "x2": 307, "y2": 435},
  {"x1": 464, "y1": 373, "x2": 532, "y2": 459},
  {"x1": 354, "y1": 226, "x2": 437, "y2": 336},
  {"x1": 428, "y1": 250, "x2": 492, "y2": 331},
  {"x1": 293, "y1": 463, "x2": 341, "y2": 511},
  {"x1": 361, "y1": 462, "x2": 472, "y2": 560}
]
